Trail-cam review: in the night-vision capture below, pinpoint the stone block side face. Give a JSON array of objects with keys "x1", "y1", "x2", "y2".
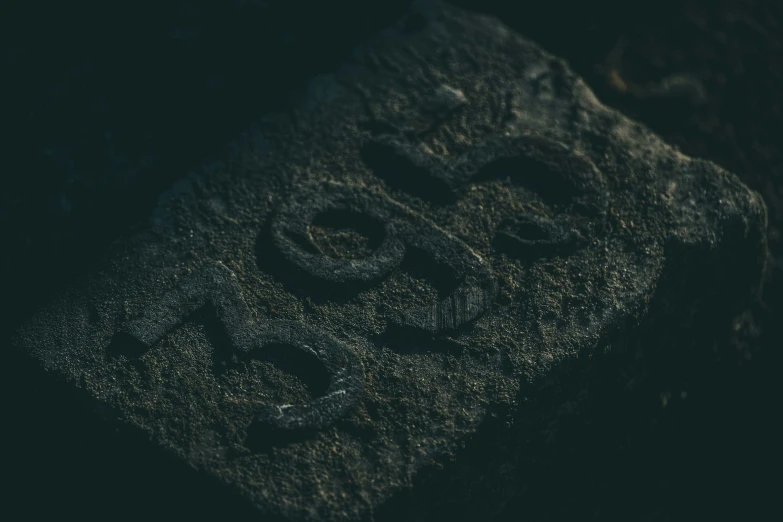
[{"x1": 12, "y1": 1, "x2": 767, "y2": 520}]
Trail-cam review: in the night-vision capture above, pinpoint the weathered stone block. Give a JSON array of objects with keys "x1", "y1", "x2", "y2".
[{"x1": 12, "y1": 1, "x2": 766, "y2": 520}]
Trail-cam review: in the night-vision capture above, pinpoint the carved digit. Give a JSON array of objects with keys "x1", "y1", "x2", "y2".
[
  {"x1": 120, "y1": 262, "x2": 256, "y2": 351},
  {"x1": 268, "y1": 181, "x2": 496, "y2": 335},
  {"x1": 108, "y1": 262, "x2": 364, "y2": 435},
  {"x1": 361, "y1": 131, "x2": 606, "y2": 261}
]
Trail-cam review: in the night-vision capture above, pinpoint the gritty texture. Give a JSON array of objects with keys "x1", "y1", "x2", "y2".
[{"x1": 11, "y1": 1, "x2": 767, "y2": 521}]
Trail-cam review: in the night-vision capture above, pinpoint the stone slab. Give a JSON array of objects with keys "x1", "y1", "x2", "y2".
[{"x1": 11, "y1": 1, "x2": 767, "y2": 520}]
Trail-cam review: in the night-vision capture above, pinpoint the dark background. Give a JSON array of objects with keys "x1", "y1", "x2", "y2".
[{"x1": 1, "y1": 1, "x2": 779, "y2": 520}]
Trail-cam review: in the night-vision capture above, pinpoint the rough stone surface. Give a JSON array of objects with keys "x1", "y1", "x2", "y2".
[{"x1": 11, "y1": 1, "x2": 767, "y2": 520}]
